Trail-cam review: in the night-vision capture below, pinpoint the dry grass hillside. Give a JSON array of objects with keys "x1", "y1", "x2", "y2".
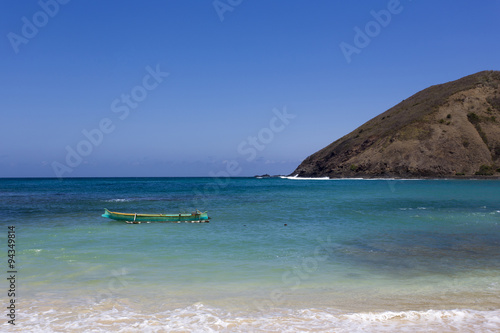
[{"x1": 292, "y1": 71, "x2": 500, "y2": 178}]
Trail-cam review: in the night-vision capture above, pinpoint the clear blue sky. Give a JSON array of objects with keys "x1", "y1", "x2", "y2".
[{"x1": 1, "y1": 0, "x2": 499, "y2": 177}]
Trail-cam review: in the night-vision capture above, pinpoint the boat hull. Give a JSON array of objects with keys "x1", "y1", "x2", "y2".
[{"x1": 102, "y1": 209, "x2": 210, "y2": 223}]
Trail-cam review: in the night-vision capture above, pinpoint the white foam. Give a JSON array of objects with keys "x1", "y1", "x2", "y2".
[
  {"x1": 25, "y1": 248, "x2": 43, "y2": 254},
  {"x1": 280, "y1": 176, "x2": 424, "y2": 181},
  {"x1": 280, "y1": 175, "x2": 331, "y2": 180},
  {"x1": 13, "y1": 303, "x2": 500, "y2": 333},
  {"x1": 343, "y1": 309, "x2": 500, "y2": 332},
  {"x1": 102, "y1": 198, "x2": 133, "y2": 202}
]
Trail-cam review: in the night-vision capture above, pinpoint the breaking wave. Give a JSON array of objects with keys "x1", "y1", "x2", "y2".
[{"x1": 11, "y1": 303, "x2": 500, "y2": 333}]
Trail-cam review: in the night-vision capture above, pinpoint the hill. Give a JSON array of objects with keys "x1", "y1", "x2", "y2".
[{"x1": 292, "y1": 71, "x2": 500, "y2": 178}]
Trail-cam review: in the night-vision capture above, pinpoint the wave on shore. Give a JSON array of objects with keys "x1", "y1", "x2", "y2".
[{"x1": 12, "y1": 302, "x2": 500, "y2": 333}]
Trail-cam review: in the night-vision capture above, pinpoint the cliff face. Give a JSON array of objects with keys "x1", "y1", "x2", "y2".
[{"x1": 292, "y1": 71, "x2": 500, "y2": 178}]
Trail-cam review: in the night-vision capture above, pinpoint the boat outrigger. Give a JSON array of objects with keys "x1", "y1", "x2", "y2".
[{"x1": 102, "y1": 209, "x2": 210, "y2": 223}]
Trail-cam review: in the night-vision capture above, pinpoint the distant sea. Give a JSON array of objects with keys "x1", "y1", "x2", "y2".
[{"x1": 1, "y1": 177, "x2": 500, "y2": 332}]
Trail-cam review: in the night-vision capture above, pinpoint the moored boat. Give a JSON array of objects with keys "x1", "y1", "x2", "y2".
[{"x1": 102, "y1": 209, "x2": 210, "y2": 223}]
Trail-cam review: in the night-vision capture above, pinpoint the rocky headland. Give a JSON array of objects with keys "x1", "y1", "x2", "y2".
[{"x1": 292, "y1": 71, "x2": 500, "y2": 178}]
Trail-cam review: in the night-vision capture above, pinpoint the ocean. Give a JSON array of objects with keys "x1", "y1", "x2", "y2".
[{"x1": 1, "y1": 177, "x2": 499, "y2": 332}]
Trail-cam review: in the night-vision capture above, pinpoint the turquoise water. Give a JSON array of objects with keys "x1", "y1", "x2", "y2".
[{"x1": 1, "y1": 177, "x2": 500, "y2": 332}]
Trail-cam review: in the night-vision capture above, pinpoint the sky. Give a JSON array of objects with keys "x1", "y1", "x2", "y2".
[{"x1": 1, "y1": 0, "x2": 499, "y2": 177}]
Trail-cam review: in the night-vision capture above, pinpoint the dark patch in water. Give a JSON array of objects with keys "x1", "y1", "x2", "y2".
[{"x1": 329, "y1": 231, "x2": 500, "y2": 276}]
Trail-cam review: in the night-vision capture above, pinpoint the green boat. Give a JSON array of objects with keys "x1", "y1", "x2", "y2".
[{"x1": 102, "y1": 208, "x2": 210, "y2": 223}]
